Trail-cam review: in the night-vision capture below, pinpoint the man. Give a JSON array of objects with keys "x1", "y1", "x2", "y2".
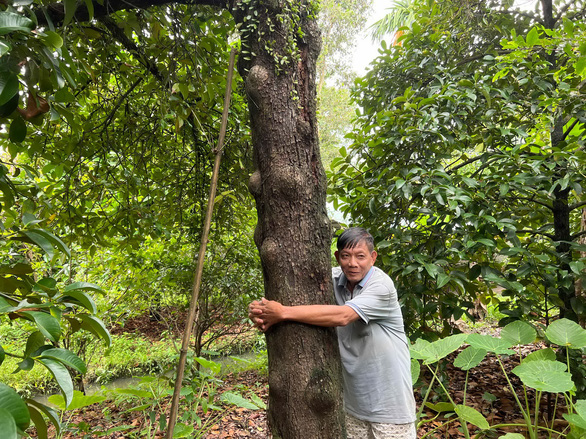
[{"x1": 249, "y1": 227, "x2": 416, "y2": 439}]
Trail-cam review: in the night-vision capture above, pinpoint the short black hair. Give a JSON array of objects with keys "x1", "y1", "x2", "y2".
[{"x1": 337, "y1": 227, "x2": 374, "y2": 252}]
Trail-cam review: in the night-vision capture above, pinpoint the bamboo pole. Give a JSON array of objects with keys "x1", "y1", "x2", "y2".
[{"x1": 165, "y1": 47, "x2": 237, "y2": 439}]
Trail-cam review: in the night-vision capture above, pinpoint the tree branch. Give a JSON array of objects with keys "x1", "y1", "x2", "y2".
[
  {"x1": 35, "y1": 0, "x2": 231, "y2": 27},
  {"x1": 570, "y1": 200, "x2": 586, "y2": 211},
  {"x1": 517, "y1": 229, "x2": 556, "y2": 240}
]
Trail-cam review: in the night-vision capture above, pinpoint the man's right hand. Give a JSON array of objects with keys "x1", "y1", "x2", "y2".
[{"x1": 248, "y1": 298, "x2": 284, "y2": 332}]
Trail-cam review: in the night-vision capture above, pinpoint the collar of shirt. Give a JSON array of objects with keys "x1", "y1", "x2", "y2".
[{"x1": 337, "y1": 266, "x2": 376, "y2": 298}]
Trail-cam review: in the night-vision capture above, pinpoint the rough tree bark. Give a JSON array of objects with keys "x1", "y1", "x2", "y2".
[
  {"x1": 235, "y1": 1, "x2": 345, "y2": 437},
  {"x1": 36, "y1": 0, "x2": 346, "y2": 436}
]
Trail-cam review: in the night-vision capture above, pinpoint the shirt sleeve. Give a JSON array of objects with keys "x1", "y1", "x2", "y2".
[{"x1": 345, "y1": 278, "x2": 396, "y2": 324}]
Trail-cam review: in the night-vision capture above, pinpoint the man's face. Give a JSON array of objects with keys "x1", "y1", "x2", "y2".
[{"x1": 335, "y1": 241, "x2": 377, "y2": 287}]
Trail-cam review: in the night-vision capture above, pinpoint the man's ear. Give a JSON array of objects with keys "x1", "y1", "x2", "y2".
[
  {"x1": 371, "y1": 251, "x2": 378, "y2": 264},
  {"x1": 334, "y1": 251, "x2": 340, "y2": 263}
]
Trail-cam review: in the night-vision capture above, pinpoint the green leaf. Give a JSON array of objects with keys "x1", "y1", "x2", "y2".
[
  {"x1": 28, "y1": 405, "x2": 48, "y2": 439},
  {"x1": 410, "y1": 358, "x2": 420, "y2": 385},
  {"x1": 546, "y1": 318, "x2": 586, "y2": 349},
  {"x1": 18, "y1": 231, "x2": 55, "y2": 259},
  {"x1": 63, "y1": 0, "x2": 77, "y2": 26},
  {"x1": 454, "y1": 346, "x2": 487, "y2": 370},
  {"x1": 58, "y1": 290, "x2": 96, "y2": 314},
  {"x1": 24, "y1": 331, "x2": 45, "y2": 357},
  {"x1": 0, "y1": 12, "x2": 34, "y2": 35},
  {"x1": 0, "y1": 408, "x2": 17, "y2": 439},
  {"x1": 172, "y1": 423, "x2": 195, "y2": 438},
  {"x1": 0, "y1": 72, "x2": 19, "y2": 107},
  {"x1": 526, "y1": 27, "x2": 539, "y2": 46},
  {"x1": 9, "y1": 116, "x2": 27, "y2": 143},
  {"x1": 523, "y1": 348, "x2": 556, "y2": 363},
  {"x1": 21, "y1": 311, "x2": 61, "y2": 342},
  {"x1": 220, "y1": 392, "x2": 260, "y2": 410},
  {"x1": 0, "y1": 383, "x2": 30, "y2": 431},
  {"x1": 500, "y1": 320, "x2": 536, "y2": 345},
  {"x1": 43, "y1": 31, "x2": 63, "y2": 49},
  {"x1": 27, "y1": 229, "x2": 71, "y2": 259},
  {"x1": 410, "y1": 338, "x2": 431, "y2": 360},
  {"x1": 195, "y1": 356, "x2": 221, "y2": 375},
  {"x1": 455, "y1": 404, "x2": 489, "y2": 430},
  {"x1": 249, "y1": 393, "x2": 266, "y2": 410},
  {"x1": 419, "y1": 334, "x2": 468, "y2": 364},
  {"x1": 25, "y1": 400, "x2": 60, "y2": 436},
  {"x1": 467, "y1": 334, "x2": 515, "y2": 355},
  {"x1": 425, "y1": 401, "x2": 454, "y2": 413},
  {"x1": 498, "y1": 433, "x2": 525, "y2": 439},
  {"x1": 64, "y1": 281, "x2": 103, "y2": 294},
  {"x1": 0, "y1": 345, "x2": 4, "y2": 366},
  {"x1": 39, "y1": 348, "x2": 87, "y2": 374},
  {"x1": 0, "y1": 41, "x2": 10, "y2": 56},
  {"x1": 38, "y1": 358, "x2": 74, "y2": 408},
  {"x1": 79, "y1": 314, "x2": 111, "y2": 347},
  {"x1": 47, "y1": 390, "x2": 106, "y2": 410},
  {"x1": 563, "y1": 412, "x2": 586, "y2": 430},
  {"x1": 112, "y1": 388, "x2": 153, "y2": 399},
  {"x1": 512, "y1": 360, "x2": 574, "y2": 393}
]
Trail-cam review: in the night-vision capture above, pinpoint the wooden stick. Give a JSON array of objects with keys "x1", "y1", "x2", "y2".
[{"x1": 165, "y1": 47, "x2": 237, "y2": 439}]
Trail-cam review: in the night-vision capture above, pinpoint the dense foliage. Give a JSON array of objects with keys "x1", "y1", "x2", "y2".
[{"x1": 329, "y1": 0, "x2": 586, "y2": 337}]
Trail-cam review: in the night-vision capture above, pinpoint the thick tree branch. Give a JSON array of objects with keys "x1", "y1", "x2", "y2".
[
  {"x1": 35, "y1": 0, "x2": 231, "y2": 27},
  {"x1": 572, "y1": 229, "x2": 586, "y2": 240},
  {"x1": 570, "y1": 200, "x2": 586, "y2": 211},
  {"x1": 517, "y1": 229, "x2": 556, "y2": 240}
]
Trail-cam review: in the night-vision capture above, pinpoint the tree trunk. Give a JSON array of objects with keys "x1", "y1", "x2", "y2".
[{"x1": 234, "y1": 1, "x2": 345, "y2": 437}]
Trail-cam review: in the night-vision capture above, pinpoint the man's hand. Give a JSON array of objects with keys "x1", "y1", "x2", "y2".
[{"x1": 248, "y1": 298, "x2": 284, "y2": 332}]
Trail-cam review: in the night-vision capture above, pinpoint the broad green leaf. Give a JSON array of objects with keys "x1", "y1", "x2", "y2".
[
  {"x1": 21, "y1": 311, "x2": 61, "y2": 342},
  {"x1": 425, "y1": 401, "x2": 454, "y2": 413},
  {"x1": 195, "y1": 356, "x2": 221, "y2": 375},
  {"x1": 563, "y1": 413, "x2": 586, "y2": 430},
  {"x1": 546, "y1": 318, "x2": 586, "y2": 348},
  {"x1": 112, "y1": 388, "x2": 152, "y2": 399},
  {"x1": 410, "y1": 338, "x2": 431, "y2": 360},
  {"x1": 24, "y1": 400, "x2": 60, "y2": 436},
  {"x1": 512, "y1": 360, "x2": 574, "y2": 393},
  {"x1": 24, "y1": 331, "x2": 45, "y2": 357},
  {"x1": 249, "y1": 393, "x2": 266, "y2": 410},
  {"x1": 47, "y1": 390, "x2": 106, "y2": 410},
  {"x1": 576, "y1": 400, "x2": 586, "y2": 419},
  {"x1": 0, "y1": 41, "x2": 10, "y2": 56},
  {"x1": 9, "y1": 116, "x2": 26, "y2": 143},
  {"x1": 467, "y1": 334, "x2": 515, "y2": 355},
  {"x1": 420, "y1": 334, "x2": 468, "y2": 364},
  {"x1": 43, "y1": 31, "x2": 63, "y2": 49},
  {"x1": 63, "y1": 0, "x2": 77, "y2": 26},
  {"x1": 0, "y1": 12, "x2": 34, "y2": 35},
  {"x1": 58, "y1": 290, "x2": 96, "y2": 314},
  {"x1": 39, "y1": 348, "x2": 87, "y2": 374},
  {"x1": 28, "y1": 405, "x2": 48, "y2": 439},
  {"x1": 79, "y1": 314, "x2": 111, "y2": 347},
  {"x1": 498, "y1": 434, "x2": 525, "y2": 439},
  {"x1": 455, "y1": 404, "x2": 490, "y2": 430},
  {"x1": 38, "y1": 358, "x2": 73, "y2": 408},
  {"x1": 64, "y1": 282, "x2": 103, "y2": 294},
  {"x1": 172, "y1": 423, "x2": 195, "y2": 438},
  {"x1": 18, "y1": 231, "x2": 55, "y2": 259},
  {"x1": 500, "y1": 320, "x2": 536, "y2": 345},
  {"x1": 220, "y1": 392, "x2": 260, "y2": 410},
  {"x1": 410, "y1": 358, "x2": 420, "y2": 385},
  {"x1": 526, "y1": 27, "x2": 539, "y2": 46},
  {"x1": 28, "y1": 229, "x2": 70, "y2": 259},
  {"x1": 523, "y1": 348, "x2": 556, "y2": 363},
  {"x1": 0, "y1": 383, "x2": 30, "y2": 431},
  {"x1": 0, "y1": 72, "x2": 19, "y2": 107},
  {"x1": 454, "y1": 346, "x2": 487, "y2": 370},
  {"x1": 0, "y1": 408, "x2": 17, "y2": 439}
]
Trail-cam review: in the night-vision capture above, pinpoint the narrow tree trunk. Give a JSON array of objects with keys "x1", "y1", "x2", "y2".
[{"x1": 233, "y1": 1, "x2": 345, "y2": 437}]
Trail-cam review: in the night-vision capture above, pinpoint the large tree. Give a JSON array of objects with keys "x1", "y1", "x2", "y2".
[{"x1": 1, "y1": 0, "x2": 346, "y2": 437}]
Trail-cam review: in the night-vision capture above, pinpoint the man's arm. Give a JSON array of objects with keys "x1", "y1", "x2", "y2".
[{"x1": 249, "y1": 298, "x2": 360, "y2": 332}]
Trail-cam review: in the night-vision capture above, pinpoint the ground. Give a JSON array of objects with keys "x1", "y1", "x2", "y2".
[{"x1": 34, "y1": 313, "x2": 573, "y2": 438}]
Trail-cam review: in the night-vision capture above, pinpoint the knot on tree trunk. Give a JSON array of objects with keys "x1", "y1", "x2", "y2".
[{"x1": 303, "y1": 367, "x2": 338, "y2": 414}]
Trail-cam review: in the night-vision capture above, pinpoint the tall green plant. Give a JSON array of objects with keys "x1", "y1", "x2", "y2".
[{"x1": 412, "y1": 319, "x2": 586, "y2": 438}]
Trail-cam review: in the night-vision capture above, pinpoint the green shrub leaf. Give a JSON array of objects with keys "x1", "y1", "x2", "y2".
[
  {"x1": 195, "y1": 357, "x2": 221, "y2": 375},
  {"x1": 21, "y1": 311, "x2": 61, "y2": 342},
  {"x1": 420, "y1": 334, "x2": 468, "y2": 364},
  {"x1": 467, "y1": 334, "x2": 515, "y2": 355},
  {"x1": 455, "y1": 404, "x2": 490, "y2": 430},
  {"x1": 501, "y1": 320, "x2": 536, "y2": 345},
  {"x1": 28, "y1": 405, "x2": 48, "y2": 439},
  {"x1": 454, "y1": 346, "x2": 487, "y2": 370},
  {"x1": 523, "y1": 348, "x2": 556, "y2": 363},
  {"x1": 58, "y1": 290, "x2": 97, "y2": 314},
  {"x1": 512, "y1": 360, "x2": 574, "y2": 393},
  {"x1": 38, "y1": 358, "x2": 74, "y2": 408},
  {"x1": 0, "y1": 12, "x2": 34, "y2": 35},
  {"x1": 0, "y1": 383, "x2": 30, "y2": 431},
  {"x1": 220, "y1": 392, "x2": 260, "y2": 410},
  {"x1": 64, "y1": 282, "x2": 104, "y2": 294},
  {"x1": 39, "y1": 348, "x2": 87, "y2": 374},
  {"x1": 25, "y1": 399, "x2": 60, "y2": 436},
  {"x1": 411, "y1": 358, "x2": 420, "y2": 385},
  {"x1": 79, "y1": 314, "x2": 111, "y2": 347},
  {"x1": 0, "y1": 408, "x2": 17, "y2": 439},
  {"x1": 546, "y1": 318, "x2": 586, "y2": 348},
  {"x1": 47, "y1": 390, "x2": 106, "y2": 410}
]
